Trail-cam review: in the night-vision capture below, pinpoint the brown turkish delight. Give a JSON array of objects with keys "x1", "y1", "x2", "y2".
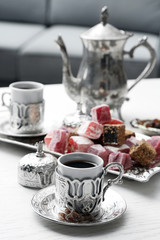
[
  {"x1": 102, "y1": 124, "x2": 125, "y2": 146},
  {"x1": 129, "y1": 140, "x2": 156, "y2": 166},
  {"x1": 125, "y1": 129, "x2": 135, "y2": 139}
]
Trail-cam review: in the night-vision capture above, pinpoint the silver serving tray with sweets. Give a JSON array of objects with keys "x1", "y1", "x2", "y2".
[
  {"x1": 107, "y1": 133, "x2": 160, "y2": 182},
  {"x1": 0, "y1": 131, "x2": 160, "y2": 182},
  {"x1": 31, "y1": 185, "x2": 127, "y2": 226},
  {"x1": 0, "y1": 111, "x2": 61, "y2": 157}
]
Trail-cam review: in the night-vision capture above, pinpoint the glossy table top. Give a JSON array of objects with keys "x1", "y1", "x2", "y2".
[{"x1": 0, "y1": 79, "x2": 160, "y2": 240}]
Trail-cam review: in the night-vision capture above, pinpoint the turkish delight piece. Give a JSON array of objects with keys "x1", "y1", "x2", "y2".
[
  {"x1": 104, "y1": 146, "x2": 118, "y2": 153},
  {"x1": 147, "y1": 136, "x2": 160, "y2": 157},
  {"x1": 125, "y1": 136, "x2": 139, "y2": 147},
  {"x1": 44, "y1": 130, "x2": 54, "y2": 147},
  {"x1": 91, "y1": 104, "x2": 111, "y2": 124},
  {"x1": 60, "y1": 126, "x2": 78, "y2": 136},
  {"x1": 125, "y1": 129, "x2": 135, "y2": 139},
  {"x1": 104, "y1": 144, "x2": 130, "y2": 154},
  {"x1": 77, "y1": 121, "x2": 103, "y2": 139},
  {"x1": 68, "y1": 136, "x2": 94, "y2": 153},
  {"x1": 147, "y1": 136, "x2": 160, "y2": 166},
  {"x1": 102, "y1": 124, "x2": 125, "y2": 146},
  {"x1": 118, "y1": 144, "x2": 130, "y2": 153},
  {"x1": 48, "y1": 129, "x2": 69, "y2": 154},
  {"x1": 129, "y1": 140, "x2": 156, "y2": 166},
  {"x1": 108, "y1": 152, "x2": 132, "y2": 171},
  {"x1": 108, "y1": 119, "x2": 124, "y2": 125},
  {"x1": 87, "y1": 144, "x2": 112, "y2": 166}
]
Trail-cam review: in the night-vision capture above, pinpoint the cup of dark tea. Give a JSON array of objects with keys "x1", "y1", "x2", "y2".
[
  {"x1": 55, "y1": 152, "x2": 124, "y2": 216},
  {"x1": 2, "y1": 81, "x2": 44, "y2": 134}
]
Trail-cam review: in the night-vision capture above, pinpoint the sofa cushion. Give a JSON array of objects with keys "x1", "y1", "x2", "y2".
[
  {"x1": 105, "y1": 0, "x2": 160, "y2": 35},
  {"x1": 0, "y1": 22, "x2": 44, "y2": 85},
  {"x1": 18, "y1": 25, "x2": 88, "y2": 84},
  {"x1": 0, "y1": 0, "x2": 47, "y2": 24},
  {"x1": 18, "y1": 25, "x2": 159, "y2": 85},
  {"x1": 47, "y1": 0, "x2": 107, "y2": 27},
  {"x1": 48, "y1": 0, "x2": 160, "y2": 35}
]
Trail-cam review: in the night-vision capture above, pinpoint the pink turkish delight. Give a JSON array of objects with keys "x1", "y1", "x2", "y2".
[
  {"x1": 68, "y1": 136, "x2": 94, "y2": 153},
  {"x1": 48, "y1": 129, "x2": 69, "y2": 154},
  {"x1": 104, "y1": 144, "x2": 130, "y2": 154},
  {"x1": 118, "y1": 144, "x2": 130, "y2": 153},
  {"x1": 125, "y1": 136, "x2": 139, "y2": 148},
  {"x1": 91, "y1": 104, "x2": 111, "y2": 124},
  {"x1": 108, "y1": 152, "x2": 132, "y2": 171},
  {"x1": 147, "y1": 136, "x2": 160, "y2": 160},
  {"x1": 108, "y1": 119, "x2": 124, "y2": 125},
  {"x1": 104, "y1": 146, "x2": 118, "y2": 153},
  {"x1": 44, "y1": 130, "x2": 54, "y2": 147},
  {"x1": 77, "y1": 121, "x2": 103, "y2": 139},
  {"x1": 44, "y1": 126, "x2": 73, "y2": 148},
  {"x1": 87, "y1": 144, "x2": 112, "y2": 166}
]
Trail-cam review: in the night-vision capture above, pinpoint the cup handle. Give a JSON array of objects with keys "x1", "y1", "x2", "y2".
[
  {"x1": 102, "y1": 162, "x2": 124, "y2": 201},
  {"x1": 1, "y1": 92, "x2": 11, "y2": 108}
]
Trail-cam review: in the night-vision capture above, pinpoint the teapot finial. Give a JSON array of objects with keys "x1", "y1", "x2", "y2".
[{"x1": 101, "y1": 6, "x2": 108, "y2": 26}]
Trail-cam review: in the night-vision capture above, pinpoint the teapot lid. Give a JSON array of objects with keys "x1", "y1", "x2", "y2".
[{"x1": 81, "y1": 6, "x2": 131, "y2": 40}]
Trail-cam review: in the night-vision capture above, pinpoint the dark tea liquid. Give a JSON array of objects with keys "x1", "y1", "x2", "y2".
[
  {"x1": 64, "y1": 160, "x2": 97, "y2": 168},
  {"x1": 16, "y1": 87, "x2": 35, "y2": 89}
]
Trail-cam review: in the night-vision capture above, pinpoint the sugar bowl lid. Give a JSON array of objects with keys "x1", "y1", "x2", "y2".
[
  {"x1": 81, "y1": 6, "x2": 132, "y2": 40},
  {"x1": 18, "y1": 141, "x2": 56, "y2": 188}
]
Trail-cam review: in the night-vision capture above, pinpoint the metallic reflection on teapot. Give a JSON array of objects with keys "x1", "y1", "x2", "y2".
[{"x1": 56, "y1": 6, "x2": 156, "y2": 123}]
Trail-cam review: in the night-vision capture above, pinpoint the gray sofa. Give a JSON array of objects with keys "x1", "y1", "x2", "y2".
[{"x1": 0, "y1": 0, "x2": 160, "y2": 87}]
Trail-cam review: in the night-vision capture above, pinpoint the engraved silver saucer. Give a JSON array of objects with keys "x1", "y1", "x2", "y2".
[
  {"x1": 0, "y1": 119, "x2": 47, "y2": 137},
  {"x1": 31, "y1": 185, "x2": 127, "y2": 226}
]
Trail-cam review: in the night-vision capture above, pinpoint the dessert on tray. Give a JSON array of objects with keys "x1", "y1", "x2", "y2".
[{"x1": 44, "y1": 104, "x2": 160, "y2": 172}]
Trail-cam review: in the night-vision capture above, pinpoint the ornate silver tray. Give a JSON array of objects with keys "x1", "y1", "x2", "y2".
[
  {"x1": 0, "y1": 130, "x2": 160, "y2": 182},
  {"x1": 31, "y1": 185, "x2": 127, "y2": 226},
  {"x1": 107, "y1": 133, "x2": 160, "y2": 182},
  {"x1": 108, "y1": 166, "x2": 160, "y2": 182}
]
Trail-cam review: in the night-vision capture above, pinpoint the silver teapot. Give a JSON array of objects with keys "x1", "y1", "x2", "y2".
[{"x1": 56, "y1": 6, "x2": 156, "y2": 119}]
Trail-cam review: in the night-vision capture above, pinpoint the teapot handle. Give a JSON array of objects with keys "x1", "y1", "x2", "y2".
[{"x1": 124, "y1": 36, "x2": 156, "y2": 92}]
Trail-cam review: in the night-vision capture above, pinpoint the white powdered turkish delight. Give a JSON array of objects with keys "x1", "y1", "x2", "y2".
[
  {"x1": 68, "y1": 136, "x2": 94, "y2": 153},
  {"x1": 77, "y1": 121, "x2": 103, "y2": 139},
  {"x1": 48, "y1": 129, "x2": 69, "y2": 154},
  {"x1": 91, "y1": 104, "x2": 111, "y2": 124}
]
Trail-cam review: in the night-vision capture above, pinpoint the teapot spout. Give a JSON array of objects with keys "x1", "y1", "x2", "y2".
[
  {"x1": 55, "y1": 35, "x2": 72, "y2": 77},
  {"x1": 55, "y1": 35, "x2": 81, "y2": 102}
]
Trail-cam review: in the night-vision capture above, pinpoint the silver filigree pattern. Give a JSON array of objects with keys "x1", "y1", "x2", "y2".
[
  {"x1": 18, "y1": 142, "x2": 56, "y2": 188},
  {"x1": 55, "y1": 169, "x2": 104, "y2": 214},
  {"x1": 31, "y1": 185, "x2": 127, "y2": 226},
  {"x1": 10, "y1": 101, "x2": 44, "y2": 133}
]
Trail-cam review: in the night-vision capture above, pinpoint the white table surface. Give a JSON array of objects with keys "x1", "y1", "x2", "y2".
[{"x1": 0, "y1": 79, "x2": 160, "y2": 240}]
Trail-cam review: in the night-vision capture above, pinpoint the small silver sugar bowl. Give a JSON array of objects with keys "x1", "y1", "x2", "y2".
[{"x1": 18, "y1": 141, "x2": 56, "y2": 188}]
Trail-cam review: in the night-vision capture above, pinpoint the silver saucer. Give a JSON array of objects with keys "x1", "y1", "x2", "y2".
[
  {"x1": 31, "y1": 185, "x2": 127, "y2": 226},
  {"x1": 0, "y1": 119, "x2": 47, "y2": 137}
]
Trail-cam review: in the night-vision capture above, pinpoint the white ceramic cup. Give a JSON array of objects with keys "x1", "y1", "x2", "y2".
[
  {"x1": 55, "y1": 152, "x2": 124, "y2": 215},
  {"x1": 9, "y1": 81, "x2": 44, "y2": 104},
  {"x1": 57, "y1": 152, "x2": 103, "y2": 180},
  {"x1": 2, "y1": 81, "x2": 44, "y2": 134}
]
